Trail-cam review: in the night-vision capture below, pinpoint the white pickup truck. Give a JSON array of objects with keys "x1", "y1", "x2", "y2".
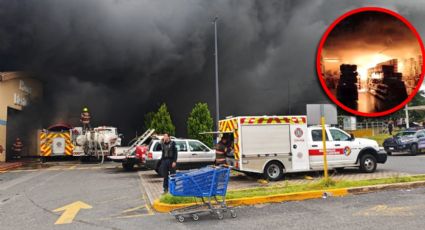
[{"x1": 220, "y1": 115, "x2": 387, "y2": 181}]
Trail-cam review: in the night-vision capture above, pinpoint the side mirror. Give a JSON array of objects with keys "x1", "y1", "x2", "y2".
[{"x1": 350, "y1": 133, "x2": 355, "y2": 141}]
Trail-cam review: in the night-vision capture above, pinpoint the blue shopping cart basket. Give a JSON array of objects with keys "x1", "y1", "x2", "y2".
[{"x1": 169, "y1": 166, "x2": 231, "y2": 197}]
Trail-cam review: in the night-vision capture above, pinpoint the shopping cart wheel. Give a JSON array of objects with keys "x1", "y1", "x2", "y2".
[
  {"x1": 216, "y1": 211, "x2": 224, "y2": 220},
  {"x1": 177, "y1": 215, "x2": 185, "y2": 223},
  {"x1": 192, "y1": 214, "x2": 199, "y2": 221},
  {"x1": 230, "y1": 210, "x2": 237, "y2": 218}
]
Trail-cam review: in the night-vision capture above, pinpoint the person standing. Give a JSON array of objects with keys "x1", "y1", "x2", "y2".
[
  {"x1": 12, "y1": 138, "x2": 23, "y2": 159},
  {"x1": 80, "y1": 107, "x2": 91, "y2": 131},
  {"x1": 159, "y1": 133, "x2": 178, "y2": 193},
  {"x1": 388, "y1": 120, "x2": 394, "y2": 135}
]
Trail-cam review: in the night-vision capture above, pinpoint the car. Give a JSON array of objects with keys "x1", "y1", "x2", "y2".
[
  {"x1": 145, "y1": 138, "x2": 215, "y2": 175},
  {"x1": 383, "y1": 129, "x2": 425, "y2": 156}
]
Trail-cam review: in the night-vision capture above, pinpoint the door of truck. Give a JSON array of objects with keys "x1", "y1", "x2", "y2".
[
  {"x1": 329, "y1": 128, "x2": 357, "y2": 164},
  {"x1": 290, "y1": 124, "x2": 310, "y2": 171},
  {"x1": 308, "y1": 128, "x2": 340, "y2": 168}
]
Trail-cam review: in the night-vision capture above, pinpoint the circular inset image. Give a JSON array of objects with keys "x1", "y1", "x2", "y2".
[{"x1": 317, "y1": 7, "x2": 425, "y2": 116}]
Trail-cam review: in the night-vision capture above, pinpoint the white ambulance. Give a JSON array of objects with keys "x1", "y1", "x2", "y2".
[{"x1": 219, "y1": 115, "x2": 387, "y2": 181}]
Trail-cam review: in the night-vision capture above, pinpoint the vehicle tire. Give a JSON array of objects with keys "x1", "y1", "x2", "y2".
[
  {"x1": 263, "y1": 161, "x2": 284, "y2": 181},
  {"x1": 410, "y1": 144, "x2": 418, "y2": 156},
  {"x1": 386, "y1": 151, "x2": 392, "y2": 156},
  {"x1": 359, "y1": 154, "x2": 377, "y2": 173},
  {"x1": 122, "y1": 162, "x2": 135, "y2": 171}
]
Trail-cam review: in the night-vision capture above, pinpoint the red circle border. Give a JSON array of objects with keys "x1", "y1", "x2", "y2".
[{"x1": 316, "y1": 7, "x2": 425, "y2": 117}]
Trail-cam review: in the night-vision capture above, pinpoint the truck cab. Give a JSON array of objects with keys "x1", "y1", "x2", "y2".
[{"x1": 308, "y1": 126, "x2": 386, "y2": 171}]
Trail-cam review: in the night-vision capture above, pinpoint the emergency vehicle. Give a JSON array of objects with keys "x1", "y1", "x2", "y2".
[
  {"x1": 38, "y1": 124, "x2": 122, "y2": 161},
  {"x1": 219, "y1": 115, "x2": 387, "y2": 181}
]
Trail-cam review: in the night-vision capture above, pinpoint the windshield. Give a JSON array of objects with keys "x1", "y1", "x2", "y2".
[{"x1": 395, "y1": 132, "x2": 416, "y2": 137}]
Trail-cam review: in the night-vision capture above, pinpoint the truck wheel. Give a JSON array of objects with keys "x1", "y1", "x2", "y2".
[
  {"x1": 263, "y1": 161, "x2": 284, "y2": 181},
  {"x1": 122, "y1": 162, "x2": 135, "y2": 171},
  {"x1": 386, "y1": 151, "x2": 392, "y2": 156},
  {"x1": 410, "y1": 144, "x2": 418, "y2": 156},
  {"x1": 359, "y1": 154, "x2": 377, "y2": 173}
]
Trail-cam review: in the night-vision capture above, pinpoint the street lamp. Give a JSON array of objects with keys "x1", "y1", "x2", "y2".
[{"x1": 213, "y1": 16, "x2": 220, "y2": 131}]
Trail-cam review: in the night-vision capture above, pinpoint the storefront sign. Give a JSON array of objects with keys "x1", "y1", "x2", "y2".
[
  {"x1": 14, "y1": 93, "x2": 28, "y2": 106},
  {"x1": 19, "y1": 80, "x2": 32, "y2": 94}
]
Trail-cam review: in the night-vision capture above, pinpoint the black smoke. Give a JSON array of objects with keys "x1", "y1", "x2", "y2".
[{"x1": 0, "y1": 0, "x2": 424, "y2": 142}]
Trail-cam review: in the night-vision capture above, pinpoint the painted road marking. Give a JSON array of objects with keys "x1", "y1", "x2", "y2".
[
  {"x1": 0, "y1": 165, "x2": 117, "y2": 173},
  {"x1": 354, "y1": 204, "x2": 414, "y2": 217},
  {"x1": 53, "y1": 201, "x2": 93, "y2": 225},
  {"x1": 0, "y1": 171, "x2": 44, "y2": 190},
  {"x1": 138, "y1": 172, "x2": 155, "y2": 215}
]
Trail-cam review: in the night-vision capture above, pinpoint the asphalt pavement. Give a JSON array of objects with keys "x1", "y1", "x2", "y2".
[{"x1": 1, "y1": 155, "x2": 425, "y2": 229}]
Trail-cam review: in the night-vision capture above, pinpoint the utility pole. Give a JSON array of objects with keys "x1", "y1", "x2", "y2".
[
  {"x1": 213, "y1": 16, "x2": 220, "y2": 131},
  {"x1": 405, "y1": 105, "x2": 410, "y2": 129}
]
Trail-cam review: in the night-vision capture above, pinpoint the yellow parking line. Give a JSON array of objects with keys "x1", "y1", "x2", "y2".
[
  {"x1": 138, "y1": 173, "x2": 154, "y2": 215},
  {"x1": 69, "y1": 165, "x2": 77, "y2": 170}
]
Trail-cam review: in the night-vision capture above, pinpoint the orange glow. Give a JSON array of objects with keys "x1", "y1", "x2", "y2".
[{"x1": 353, "y1": 53, "x2": 392, "y2": 81}]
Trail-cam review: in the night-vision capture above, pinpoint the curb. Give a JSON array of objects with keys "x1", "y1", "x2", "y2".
[
  {"x1": 153, "y1": 188, "x2": 348, "y2": 213},
  {"x1": 0, "y1": 162, "x2": 23, "y2": 171},
  {"x1": 152, "y1": 180, "x2": 425, "y2": 213}
]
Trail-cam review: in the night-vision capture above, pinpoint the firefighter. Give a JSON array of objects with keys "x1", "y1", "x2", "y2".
[
  {"x1": 12, "y1": 138, "x2": 23, "y2": 159},
  {"x1": 80, "y1": 107, "x2": 91, "y2": 131},
  {"x1": 215, "y1": 137, "x2": 228, "y2": 165}
]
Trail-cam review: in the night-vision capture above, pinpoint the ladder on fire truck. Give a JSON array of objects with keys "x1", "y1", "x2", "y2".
[{"x1": 124, "y1": 129, "x2": 155, "y2": 155}]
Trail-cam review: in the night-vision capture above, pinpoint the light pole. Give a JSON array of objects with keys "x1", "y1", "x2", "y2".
[{"x1": 213, "y1": 16, "x2": 220, "y2": 131}]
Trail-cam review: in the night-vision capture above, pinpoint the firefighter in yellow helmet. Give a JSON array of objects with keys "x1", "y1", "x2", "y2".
[{"x1": 80, "y1": 107, "x2": 91, "y2": 131}]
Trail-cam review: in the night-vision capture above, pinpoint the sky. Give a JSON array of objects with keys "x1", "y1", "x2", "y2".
[{"x1": 0, "y1": 0, "x2": 424, "y2": 140}]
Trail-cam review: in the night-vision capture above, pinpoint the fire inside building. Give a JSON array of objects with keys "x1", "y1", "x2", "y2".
[
  {"x1": 0, "y1": 72, "x2": 43, "y2": 162},
  {"x1": 322, "y1": 55, "x2": 422, "y2": 113}
]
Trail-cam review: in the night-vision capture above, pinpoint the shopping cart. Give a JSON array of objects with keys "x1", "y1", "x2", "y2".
[{"x1": 168, "y1": 166, "x2": 236, "y2": 222}]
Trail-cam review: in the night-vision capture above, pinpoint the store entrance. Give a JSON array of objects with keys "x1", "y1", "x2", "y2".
[{"x1": 6, "y1": 107, "x2": 22, "y2": 162}]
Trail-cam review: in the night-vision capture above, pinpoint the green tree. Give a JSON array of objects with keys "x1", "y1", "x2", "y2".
[
  {"x1": 144, "y1": 111, "x2": 155, "y2": 130},
  {"x1": 187, "y1": 103, "x2": 214, "y2": 147},
  {"x1": 150, "y1": 103, "x2": 176, "y2": 135}
]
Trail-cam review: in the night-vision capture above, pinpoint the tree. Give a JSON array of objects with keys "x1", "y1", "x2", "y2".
[
  {"x1": 150, "y1": 104, "x2": 176, "y2": 136},
  {"x1": 144, "y1": 111, "x2": 155, "y2": 130},
  {"x1": 187, "y1": 103, "x2": 214, "y2": 147}
]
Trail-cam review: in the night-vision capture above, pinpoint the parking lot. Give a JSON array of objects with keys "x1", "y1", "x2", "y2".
[{"x1": 1, "y1": 154, "x2": 425, "y2": 229}]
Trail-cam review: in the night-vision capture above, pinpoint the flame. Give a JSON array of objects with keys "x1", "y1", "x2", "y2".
[{"x1": 353, "y1": 53, "x2": 392, "y2": 81}]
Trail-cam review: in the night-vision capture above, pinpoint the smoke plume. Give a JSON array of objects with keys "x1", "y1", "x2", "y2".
[{"x1": 0, "y1": 0, "x2": 424, "y2": 141}]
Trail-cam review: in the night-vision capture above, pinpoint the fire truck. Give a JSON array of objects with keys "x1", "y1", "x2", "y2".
[
  {"x1": 219, "y1": 115, "x2": 387, "y2": 181},
  {"x1": 38, "y1": 124, "x2": 122, "y2": 162}
]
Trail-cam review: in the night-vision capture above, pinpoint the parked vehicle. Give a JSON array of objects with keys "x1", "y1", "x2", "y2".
[
  {"x1": 383, "y1": 129, "x2": 425, "y2": 156},
  {"x1": 145, "y1": 138, "x2": 215, "y2": 174},
  {"x1": 220, "y1": 115, "x2": 387, "y2": 181},
  {"x1": 109, "y1": 129, "x2": 155, "y2": 170},
  {"x1": 39, "y1": 124, "x2": 122, "y2": 162}
]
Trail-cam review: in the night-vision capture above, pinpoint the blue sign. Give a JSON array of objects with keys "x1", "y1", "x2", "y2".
[{"x1": 0, "y1": 120, "x2": 7, "y2": 126}]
